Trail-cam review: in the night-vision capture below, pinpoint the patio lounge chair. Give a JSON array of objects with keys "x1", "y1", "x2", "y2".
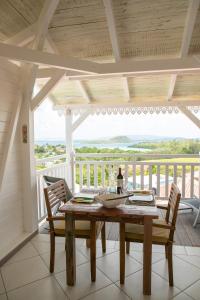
[
  {"x1": 124, "y1": 183, "x2": 181, "y2": 286},
  {"x1": 44, "y1": 179, "x2": 106, "y2": 276},
  {"x1": 181, "y1": 196, "x2": 200, "y2": 227}
]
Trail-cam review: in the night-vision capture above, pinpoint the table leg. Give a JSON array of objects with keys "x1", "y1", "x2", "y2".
[
  {"x1": 90, "y1": 221, "x2": 96, "y2": 282},
  {"x1": 65, "y1": 213, "x2": 76, "y2": 285},
  {"x1": 120, "y1": 222, "x2": 125, "y2": 284},
  {"x1": 143, "y1": 216, "x2": 152, "y2": 295}
]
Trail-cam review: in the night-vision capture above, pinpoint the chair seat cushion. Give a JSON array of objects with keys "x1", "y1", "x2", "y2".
[
  {"x1": 125, "y1": 219, "x2": 170, "y2": 243},
  {"x1": 53, "y1": 220, "x2": 103, "y2": 236}
]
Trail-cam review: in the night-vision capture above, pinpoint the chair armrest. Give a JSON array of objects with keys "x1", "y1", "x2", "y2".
[
  {"x1": 153, "y1": 223, "x2": 173, "y2": 230},
  {"x1": 46, "y1": 216, "x2": 65, "y2": 221}
]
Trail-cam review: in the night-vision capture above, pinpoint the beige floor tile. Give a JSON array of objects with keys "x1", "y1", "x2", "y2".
[
  {"x1": 176, "y1": 254, "x2": 200, "y2": 270},
  {"x1": 116, "y1": 270, "x2": 180, "y2": 300},
  {"x1": 129, "y1": 250, "x2": 165, "y2": 264},
  {"x1": 185, "y1": 246, "x2": 200, "y2": 256},
  {"x1": 129, "y1": 242, "x2": 143, "y2": 252},
  {"x1": 55, "y1": 262, "x2": 111, "y2": 300},
  {"x1": 31, "y1": 240, "x2": 64, "y2": 255},
  {"x1": 152, "y1": 256, "x2": 200, "y2": 290},
  {"x1": 5, "y1": 243, "x2": 38, "y2": 265},
  {"x1": 96, "y1": 251, "x2": 142, "y2": 282},
  {"x1": 79, "y1": 245, "x2": 118, "y2": 259},
  {"x1": 0, "y1": 274, "x2": 5, "y2": 295},
  {"x1": 7, "y1": 276, "x2": 66, "y2": 300},
  {"x1": 172, "y1": 292, "x2": 195, "y2": 300},
  {"x1": 152, "y1": 244, "x2": 165, "y2": 253},
  {"x1": 184, "y1": 279, "x2": 200, "y2": 300},
  {"x1": 96, "y1": 239, "x2": 117, "y2": 249},
  {"x1": 82, "y1": 284, "x2": 130, "y2": 300},
  {"x1": 1, "y1": 256, "x2": 49, "y2": 291},
  {"x1": 41, "y1": 249, "x2": 89, "y2": 273},
  {"x1": 0, "y1": 294, "x2": 7, "y2": 300},
  {"x1": 31, "y1": 233, "x2": 50, "y2": 243},
  {"x1": 173, "y1": 245, "x2": 187, "y2": 255}
]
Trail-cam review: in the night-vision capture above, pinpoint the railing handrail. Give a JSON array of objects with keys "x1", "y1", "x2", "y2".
[
  {"x1": 75, "y1": 160, "x2": 200, "y2": 166},
  {"x1": 74, "y1": 153, "x2": 200, "y2": 159},
  {"x1": 36, "y1": 154, "x2": 66, "y2": 165}
]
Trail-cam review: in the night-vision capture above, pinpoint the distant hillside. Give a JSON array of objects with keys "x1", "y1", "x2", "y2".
[
  {"x1": 75, "y1": 135, "x2": 190, "y2": 144},
  {"x1": 108, "y1": 136, "x2": 132, "y2": 143}
]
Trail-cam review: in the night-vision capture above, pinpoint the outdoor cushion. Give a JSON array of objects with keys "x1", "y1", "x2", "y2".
[
  {"x1": 125, "y1": 221, "x2": 170, "y2": 243},
  {"x1": 53, "y1": 220, "x2": 103, "y2": 236}
]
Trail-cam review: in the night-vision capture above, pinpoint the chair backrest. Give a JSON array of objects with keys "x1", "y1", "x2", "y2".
[
  {"x1": 44, "y1": 180, "x2": 66, "y2": 219},
  {"x1": 165, "y1": 183, "x2": 181, "y2": 240},
  {"x1": 43, "y1": 175, "x2": 73, "y2": 202}
]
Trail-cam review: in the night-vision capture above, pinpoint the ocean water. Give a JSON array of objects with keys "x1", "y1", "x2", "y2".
[{"x1": 35, "y1": 140, "x2": 150, "y2": 152}]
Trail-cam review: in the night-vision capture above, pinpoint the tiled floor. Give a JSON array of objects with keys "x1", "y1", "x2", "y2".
[{"x1": 1, "y1": 234, "x2": 200, "y2": 300}]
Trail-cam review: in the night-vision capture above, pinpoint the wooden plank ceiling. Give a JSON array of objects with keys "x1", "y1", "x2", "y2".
[{"x1": 1, "y1": 0, "x2": 200, "y2": 108}]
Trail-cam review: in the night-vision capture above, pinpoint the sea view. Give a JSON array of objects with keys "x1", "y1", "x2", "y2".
[{"x1": 35, "y1": 140, "x2": 151, "y2": 152}]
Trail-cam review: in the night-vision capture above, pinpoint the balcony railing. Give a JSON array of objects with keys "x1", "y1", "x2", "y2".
[{"x1": 36, "y1": 153, "x2": 200, "y2": 222}]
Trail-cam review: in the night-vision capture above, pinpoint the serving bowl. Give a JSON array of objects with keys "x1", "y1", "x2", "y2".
[{"x1": 95, "y1": 193, "x2": 128, "y2": 208}]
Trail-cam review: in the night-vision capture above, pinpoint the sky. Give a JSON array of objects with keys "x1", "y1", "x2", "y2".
[{"x1": 34, "y1": 99, "x2": 200, "y2": 141}]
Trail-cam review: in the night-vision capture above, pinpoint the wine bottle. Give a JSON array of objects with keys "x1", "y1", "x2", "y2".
[{"x1": 117, "y1": 167, "x2": 123, "y2": 194}]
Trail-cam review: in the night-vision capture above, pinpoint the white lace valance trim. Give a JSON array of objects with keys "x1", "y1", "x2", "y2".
[{"x1": 58, "y1": 105, "x2": 200, "y2": 116}]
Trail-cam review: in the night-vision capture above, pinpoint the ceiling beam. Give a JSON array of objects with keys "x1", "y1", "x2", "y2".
[
  {"x1": 31, "y1": 70, "x2": 65, "y2": 111},
  {"x1": 178, "y1": 106, "x2": 200, "y2": 129},
  {"x1": 0, "y1": 42, "x2": 200, "y2": 76},
  {"x1": 0, "y1": 42, "x2": 99, "y2": 74},
  {"x1": 167, "y1": 0, "x2": 200, "y2": 101},
  {"x1": 54, "y1": 100, "x2": 200, "y2": 110},
  {"x1": 76, "y1": 81, "x2": 92, "y2": 103}
]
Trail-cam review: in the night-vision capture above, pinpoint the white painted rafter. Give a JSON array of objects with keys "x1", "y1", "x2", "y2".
[
  {"x1": 178, "y1": 106, "x2": 200, "y2": 129},
  {"x1": 31, "y1": 70, "x2": 65, "y2": 111},
  {"x1": 122, "y1": 77, "x2": 131, "y2": 102},
  {"x1": 103, "y1": 0, "x2": 121, "y2": 62},
  {"x1": 103, "y1": 0, "x2": 131, "y2": 102},
  {"x1": 167, "y1": 0, "x2": 200, "y2": 101},
  {"x1": 76, "y1": 81, "x2": 91, "y2": 103},
  {"x1": 5, "y1": 24, "x2": 36, "y2": 46},
  {"x1": 72, "y1": 111, "x2": 90, "y2": 132}
]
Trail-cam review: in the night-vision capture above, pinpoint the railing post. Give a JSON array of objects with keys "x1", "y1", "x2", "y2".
[
  {"x1": 65, "y1": 108, "x2": 73, "y2": 190},
  {"x1": 71, "y1": 151, "x2": 75, "y2": 194}
]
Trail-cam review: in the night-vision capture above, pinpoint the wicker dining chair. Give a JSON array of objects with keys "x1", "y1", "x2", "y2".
[
  {"x1": 124, "y1": 183, "x2": 181, "y2": 286},
  {"x1": 44, "y1": 180, "x2": 106, "y2": 280}
]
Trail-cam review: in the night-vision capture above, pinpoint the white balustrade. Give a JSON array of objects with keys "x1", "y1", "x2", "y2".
[{"x1": 36, "y1": 153, "x2": 200, "y2": 222}]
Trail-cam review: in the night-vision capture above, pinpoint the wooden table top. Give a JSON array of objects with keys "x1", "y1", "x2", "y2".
[{"x1": 59, "y1": 201, "x2": 159, "y2": 221}]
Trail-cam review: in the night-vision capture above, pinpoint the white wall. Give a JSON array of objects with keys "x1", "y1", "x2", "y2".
[{"x1": 0, "y1": 59, "x2": 35, "y2": 260}]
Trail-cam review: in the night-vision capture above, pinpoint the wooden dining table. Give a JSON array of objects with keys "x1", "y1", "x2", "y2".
[{"x1": 59, "y1": 200, "x2": 159, "y2": 295}]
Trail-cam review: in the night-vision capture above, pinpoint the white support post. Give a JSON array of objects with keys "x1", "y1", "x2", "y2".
[
  {"x1": 20, "y1": 0, "x2": 60, "y2": 232},
  {"x1": 167, "y1": 0, "x2": 200, "y2": 101},
  {"x1": 178, "y1": 106, "x2": 200, "y2": 129},
  {"x1": 65, "y1": 109, "x2": 74, "y2": 191}
]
